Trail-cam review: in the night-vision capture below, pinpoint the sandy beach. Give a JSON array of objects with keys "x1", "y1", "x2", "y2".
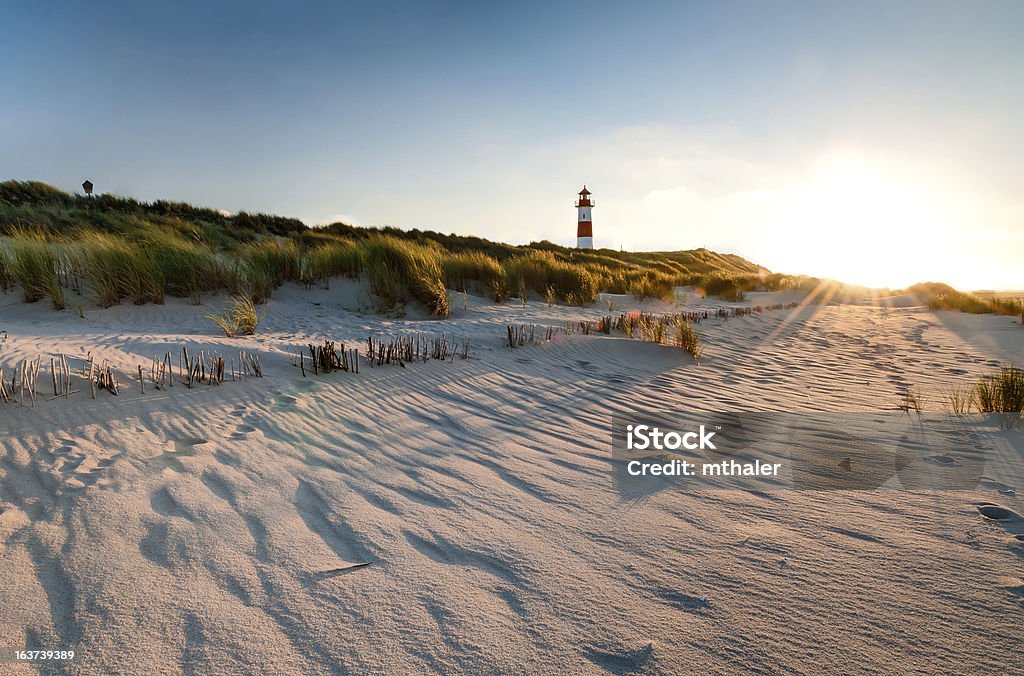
[
  {"x1": 1, "y1": 283, "x2": 1022, "y2": 674},
  {"x1": 6, "y1": 2, "x2": 1024, "y2": 672}
]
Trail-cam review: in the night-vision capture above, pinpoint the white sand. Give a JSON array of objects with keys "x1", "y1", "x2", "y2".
[{"x1": 1, "y1": 283, "x2": 1023, "y2": 674}]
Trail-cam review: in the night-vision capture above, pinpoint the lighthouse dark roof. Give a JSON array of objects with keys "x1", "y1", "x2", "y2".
[{"x1": 578, "y1": 186, "x2": 591, "y2": 195}]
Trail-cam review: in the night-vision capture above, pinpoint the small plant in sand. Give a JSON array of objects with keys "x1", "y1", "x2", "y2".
[
  {"x1": 673, "y1": 318, "x2": 703, "y2": 358},
  {"x1": 489, "y1": 277, "x2": 510, "y2": 304},
  {"x1": 207, "y1": 295, "x2": 263, "y2": 337},
  {"x1": 974, "y1": 366, "x2": 1024, "y2": 414},
  {"x1": 898, "y1": 386, "x2": 923, "y2": 413},
  {"x1": 944, "y1": 385, "x2": 975, "y2": 414},
  {"x1": 545, "y1": 285, "x2": 556, "y2": 307}
]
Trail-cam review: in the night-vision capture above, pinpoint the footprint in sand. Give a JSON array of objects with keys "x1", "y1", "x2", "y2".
[
  {"x1": 979, "y1": 478, "x2": 1017, "y2": 496},
  {"x1": 149, "y1": 438, "x2": 210, "y2": 472},
  {"x1": 976, "y1": 504, "x2": 1024, "y2": 551},
  {"x1": 583, "y1": 642, "x2": 657, "y2": 674},
  {"x1": 977, "y1": 504, "x2": 1022, "y2": 522},
  {"x1": 230, "y1": 424, "x2": 257, "y2": 440},
  {"x1": 172, "y1": 437, "x2": 208, "y2": 453},
  {"x1": 149, "y1": 486, "x2": 191, "y2": 519},
  {"x1": 272, "y1": 394, "x2": 298, "y2": 412},
  {"x1": 924, "y1": 455, "x2": 958, "y2": 466},
  {"x1": 51, "y1": 439, "x2": 121, "y2": 495}
]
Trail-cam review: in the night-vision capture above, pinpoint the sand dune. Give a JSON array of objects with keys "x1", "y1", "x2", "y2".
[{"x1": 1, "y1": 284, "x2": 1023, "y2": 673}]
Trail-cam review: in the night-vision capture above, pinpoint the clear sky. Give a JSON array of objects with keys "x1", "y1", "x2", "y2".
[{"x1": 2, "y1": 1, "x2": 1021, "y2": 290}]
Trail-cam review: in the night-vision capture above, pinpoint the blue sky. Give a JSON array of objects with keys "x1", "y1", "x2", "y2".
[{"x1": 2, "y1": 1, "x2": 1021, "y2": 288}]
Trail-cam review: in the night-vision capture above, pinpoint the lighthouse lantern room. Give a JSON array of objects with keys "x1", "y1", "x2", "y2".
[{"x1": 575, "y1": 186, "x2": 594, "y2": 249}]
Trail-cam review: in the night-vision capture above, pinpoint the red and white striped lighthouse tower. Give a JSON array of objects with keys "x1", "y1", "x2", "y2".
[{"x1": 576, "y1": 186, "x2": 594, "y2": 249}]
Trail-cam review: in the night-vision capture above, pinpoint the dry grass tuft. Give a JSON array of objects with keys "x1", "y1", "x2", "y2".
[{"x1": 207, "y1": 295, "x2": 263, "y2": 337}]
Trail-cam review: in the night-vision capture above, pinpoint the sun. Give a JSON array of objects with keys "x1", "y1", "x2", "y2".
[{"x1": 775, "y1": 152, "x2": 954, "y2": 289}]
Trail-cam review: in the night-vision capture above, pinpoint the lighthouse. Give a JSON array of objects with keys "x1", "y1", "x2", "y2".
[{"x1": 576, "y1": 186, "x2": 594, "y2": 249}]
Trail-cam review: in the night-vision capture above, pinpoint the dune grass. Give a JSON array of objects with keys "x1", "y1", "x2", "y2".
[
  {"x1": 0, "y1": 245, "x2": 12, "y2": 292},
  {"x1": 10, "y1": 180, "x2": 1016, "y2": 318},
  {"x1": 502, "y1": 250, "x2": 598, "y2": 305},
  {"x1": 301, "y1": 240, "x2": 363, "y2": 288},
  {"x1": 910, "y1": 283, "x2": 1023, "y2": 318},
  {"x1": 207, "y1": 295, "x2": 263, "y2": 337},
  {"x1": 626, "y1": 270, "x2": 677, "y2": 301},
  {"x1": 442, "y1": 251, "x2": 503, "y2": 294},
  {"x1": 0, "y1": 180, "x2": 782, "y2": 311},
  {"x1": 6, "y1": 233, "x2": 65, "y2": 309},
  {"x1": 146, "y1": 232, "x2": 231, "y2": 303},
  {"x1": 898, "y1": 386, "x2": 923, "y2": 413},
  {"x1": 75, "y1": 233, "x2": 164, "y2": 306},
  {"x1": 974, "y1": 366, "x2": 1024, "y2": 414},
  {"x1": 944, "y1": 385, "x2": 976, "y2": 414},
  {"x1": 237, "y1": 240, "x2": 301, "y2": 302},
  {"x1": 363, "y1": 236, "x2": 449, "y2": 316},
  {"x1": 944, "y1": 367, "x2": 1024, "y2": 415},
  {"x1": 673, "y1": 318, "x2": 703, "y2": 358}
]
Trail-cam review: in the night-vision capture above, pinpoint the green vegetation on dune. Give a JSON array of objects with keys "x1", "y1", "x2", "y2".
[
  {"x1": 908, "y1": 282, "x2": 1023, "y2": 319},
  {"x1": 4, "y1": 180, "x2": 1012, "y2": 322},
  {"x1": 363, "y1": 236, "x2": 450, "y2": 316},
  {"x1": 7, "y1": 231, "x2": 65, "y2": 309},
  {"x1": 0, "y1": 180, "x2": 775, "y2": 315}
]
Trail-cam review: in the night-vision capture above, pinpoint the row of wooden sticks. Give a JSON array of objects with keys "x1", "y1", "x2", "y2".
[
  {"x1": 3, "y1": 331, "x2": 481, "y2": 406},
  {"x1": 0, "y1": 346, "x2": 264, "y2": 407}
]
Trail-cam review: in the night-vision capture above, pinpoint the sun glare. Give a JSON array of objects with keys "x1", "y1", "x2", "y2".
[{"x1": 777, "y1": 152, "x2": 954, "y2": 289}]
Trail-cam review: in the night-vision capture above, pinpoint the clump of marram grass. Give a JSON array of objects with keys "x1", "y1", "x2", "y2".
[
  {"x1": 673, "y1": 318, "x2": 703, "y2": 358},
  {"x1": 7, "y1": 233, "x2": 65, "y2": 309},
  {"x1": 362, "y1": 236, "x2": 449, "y2": 316},
  {"x1": 974, "y1": 366, "x2": 1024, "y2": 414},
  {"x1": 206, "y1": 295, "x2": 263, "y2": 337}
]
